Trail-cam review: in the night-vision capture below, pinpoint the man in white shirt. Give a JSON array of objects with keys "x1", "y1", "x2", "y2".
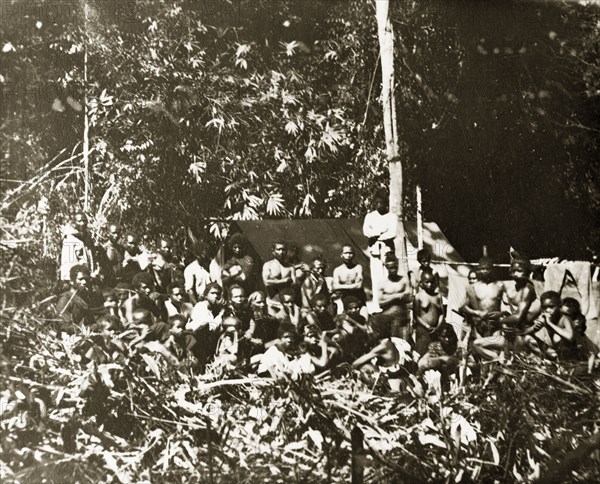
[
  {"x1": 184, "y1": 242, "x2": 213, "y2": 305},
  {"x1": 362, "y1": 188, "x2": 397, "y2": 312}
]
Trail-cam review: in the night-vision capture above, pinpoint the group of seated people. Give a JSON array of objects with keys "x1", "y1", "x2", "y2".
[{"x1": 54, "y1": 213, "x2": 595, "y2": 392}]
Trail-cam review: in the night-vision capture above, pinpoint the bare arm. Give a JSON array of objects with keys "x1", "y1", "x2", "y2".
[{"x1": 547, "y1": 315, "x2": 574, "y2": 342}]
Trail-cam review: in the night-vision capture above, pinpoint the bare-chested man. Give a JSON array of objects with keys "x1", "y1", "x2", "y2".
[
  {"x1": 373, "y1": 253, "x2": 413, "y2": 341},
  {"x1": 460, "y1": 256, "x2": 504, "y2": 345},
  {"x1": 473, "y1": 258, "x2": 539, "y2": 361},
  {"x1": 332, "y1": 244, "x2": 365, "y2": 304},
  {"x1": 262, "y1": 241, "x2": 297, "y2": 303}
]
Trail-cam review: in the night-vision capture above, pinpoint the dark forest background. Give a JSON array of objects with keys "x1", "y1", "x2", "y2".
[{"x1": 1, "y1": 0, "x2": 598, "y2": 261}]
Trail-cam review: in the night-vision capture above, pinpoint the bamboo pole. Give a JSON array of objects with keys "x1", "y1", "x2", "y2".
[
  {"x1": 83, "y1": 0, "x2": 90, "y2": 212},
  {"x1": 417, "y1": 185, "x2": 423, "y2": 250}
]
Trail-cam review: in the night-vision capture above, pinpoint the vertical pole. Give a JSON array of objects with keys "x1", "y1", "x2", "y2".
[
  {"x1": 82, "y1": 1, "x2": 90, "y2": 212},
  {"x1": 351, "y1": 426, "x2": 365, "y2": 484},
  {"x1": 206, "y1": 418, "x2": 214, "y2": 484},
  {"x1": 375, "y1": 0, "x2": 407, "y2": 274},
  {"x1": 482, "y1": 245, "x2": 488, "y2": 257},
  {"x1": 416, "y1": 185, "x2": 423, "y2": 250}
]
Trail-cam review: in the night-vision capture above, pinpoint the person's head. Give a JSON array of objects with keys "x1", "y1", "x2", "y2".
[
  {"x1": 168, "y1": 282, "x2": 185, "y2": 305},
  {"x1": 125, "y1": 234, "x2": 140, "y2": 255},
  {"x1": 69, "y1": 264, "x2": 91, "y2": 291},
  {"x1": 419, "y1": 268, "x2": 438, "y2": 294},
  {"x1": 280, "y1": 330, "x2": 299, "y2": 350},
  {"x1": 280, "y1": 287, "x2": 296, "y2": 309},
  {"x1": 303, "y1": 324, "x2": 320, "y2": 345},
  {"x1": 132, "y1": 308, "x2": 153, "y2": 326},
  {"x1": 468, "y1": 270, "x2": 478, "y2": 285},
  {"x1": 540, "y1": 291, "x2": 561, "y2": 319},
  {"x1": 190, "y1": 241, "x2": 209, "y2": 264},
  {"x1": 560, "y1": 297, "x2": 582, "y2": 319},
  {"x1": 312, "y1": 256, "x2": 326, "y2": 276},
  {"x1": 509, "y1": 258, "x2": 531, "y2": 282},
  {"x1": 438, "y1": 323, "x2": 458, "y2": 354},
  {"x1": 102, "y1": 288, "x2": 118, "y2": 309},
  {"x1": 310, "y1": 293, "x2": 330, "y2": 314},
  {"x1": 73, "y1": 211, "x2": 88, "y2": 233},
  {"x1": 132, "y1": 272, "x2": 154, "y2": 296},
  {"x1": 151, "y1": 252, "x2": 167, "y2": 272},
  {"x1": 417, "y1": 249, "x2": 432, "y2": 268},
  {"x1": 159, "y1": 237, "x2": 173, "y2": 254},
  {"x1": 248, "y1": 291, "x2": 266, "y2": 312},
  {"x1": 342, "y1": 295, "x2": 362, "y2": 316},
  {"x1": 203, "y1": 282, "x2": 223, "y2": 305},
  {"x1": 227, "y1": 233, "x2": 247, "y2": 257},
  {"x1": 341, "y1": 244, "x2": 355, "y2": 264},
  {"x1": 384, "y1": 253, "x2": 399, "y2": 277},
  {"x1": 373, "y1": 188, "x2": 388, "y2": 214},
  {"x1": 228, "y1": 284, "x2": 246, "y2": 307},
  {"x1": 272, "y1": 241, "x2": 286, "y2": 262},
  {"x1": 168, "y1": 315, "x2": 186, "y2": 335},
  {"x1": 477, "y1": 256, "x2": 494, "y2": 281},
  {"x1": 222, "y1": 315, "x2": 241, "y2": 334},
  {"x1": 115, "y1": 282, "x2": 133, "y2": 303},
  {"x1": 107, "y1": 223, "x2": 120, "y2": 244}
]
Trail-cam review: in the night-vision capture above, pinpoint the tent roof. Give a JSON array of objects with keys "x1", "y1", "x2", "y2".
[{"x1": 230, "y1": 219, "x2": 464, "y2": 275}]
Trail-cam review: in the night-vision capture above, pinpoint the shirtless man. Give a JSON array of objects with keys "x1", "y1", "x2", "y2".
[
  {"x1": 262, "y1": 241, "x2": 297, "y2": 303},
  {"x1": 413, "y1": 269, "x2": 445, "y2": 356},
  {"x1": 301, "y1": 256, "x2": 329, "y2": 309},
  {"x1": 332, "y1": 245, "x2": 365, "y2": 304},
  {"x1": 473, "y1": 258, "x2": 538, "y2": 361},
  {"x1": 523, "y1": 291, "x2": 574, "y2": 360},
  {"x1": 460, "y1": 257, "x2": 504, "y2": 345},
  {"x1": 374, "y1": 253, "x2": 413, "y2": 341}
]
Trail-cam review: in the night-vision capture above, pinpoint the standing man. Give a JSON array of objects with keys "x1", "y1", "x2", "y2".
[
  {"x1": 262, "y1": 241, "x2": 297, "y2": 303},
  {"x1": 301, "y1": 256, "x2": 329, "y2": 309},
  {"x1": 222, "y1": 233, "x2": 256, "y2": 295},
  {"x1": 375, "y1": 253, "x2": 413, "y2": 341},
  {"x1": 460, "y1": 256, "x2": 505, "y2": 341},
  {"x1": 363, "y1": 188, "x2": 397, "y2": 312},
  {"x1": 332, "y1": 244, "x2": 365, "y2": 304}
]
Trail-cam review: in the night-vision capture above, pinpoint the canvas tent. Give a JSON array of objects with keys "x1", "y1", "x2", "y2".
[{"x1": 228, "y1": 219, "x2": 467, "y2": 297}]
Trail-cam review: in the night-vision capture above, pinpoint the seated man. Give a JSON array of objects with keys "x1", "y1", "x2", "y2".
[
  {"x1": 301, "y1": 325, "x2": 339, "y2": 371},
  {"x1": 332, "y1": 244, "x2": 365, "y2": 305},
  {"x1": 301, "y1": 256, "x2": 329, "y2": 309},
  {"x1": 224, "y1": 284, "x2": 253, "y2": 334},
  {"x1": 473, "y1": 258, "x2": 538, "y2": 361},
  {"x1": 121, "y1": 272, "x2": 165, "y2": 323},
  {"x1": 164, "y1": 282, "x2": 193, "y2": 320},
  {"x1": 214, "y1": 316, "x2": 251, "y2": 368},
  {"x1": 523, "y1": 291, "x2": 575, "y2": 360},
  {"x1": 352, "y1": 334, "x2": 416, "y2": 393},
  {"x1": 417, "y1": 323, "x2": 460, "y2": 378},
  {"x1": 221, "y1": 233, "x2": 256, "y2": 294},
  {"x1": 331, "y1": 296, "x2": 370, "y2": 362},
  {"x1": 262, "y1": 241, "x2": 297, "y2": 303},
  {"x1": 187, "y1": 283, "x2": 226, "y2": 367},
  {"x1": 304, "y1": 293, "x2": 336, "y2": 333},
  {"x1": 413, "y1": 268, "x2": 445, "y2": 357},
  {"x1": 268, "y1": 287, "x2": 302, "y2": 331},
  {"x1": 247, "y1": 291, "x2": 280, "y2": 352},
  {"x1": 372, "y1": 253, "x2": 413, "y2": 341},
  {"x1": 56, "y1": 264, "x2": 104, "y2": 334},
  {"x1": 257, "y1": 330, "x2": 304, "y2": 379},
  {"x1": 147, "y1": 251, "x2": 179, "y2": 295}
]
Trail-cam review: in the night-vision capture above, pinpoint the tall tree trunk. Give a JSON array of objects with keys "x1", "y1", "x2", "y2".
[{"x1": 375, "y1": 0, "x2": 407, "y2": 271}]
